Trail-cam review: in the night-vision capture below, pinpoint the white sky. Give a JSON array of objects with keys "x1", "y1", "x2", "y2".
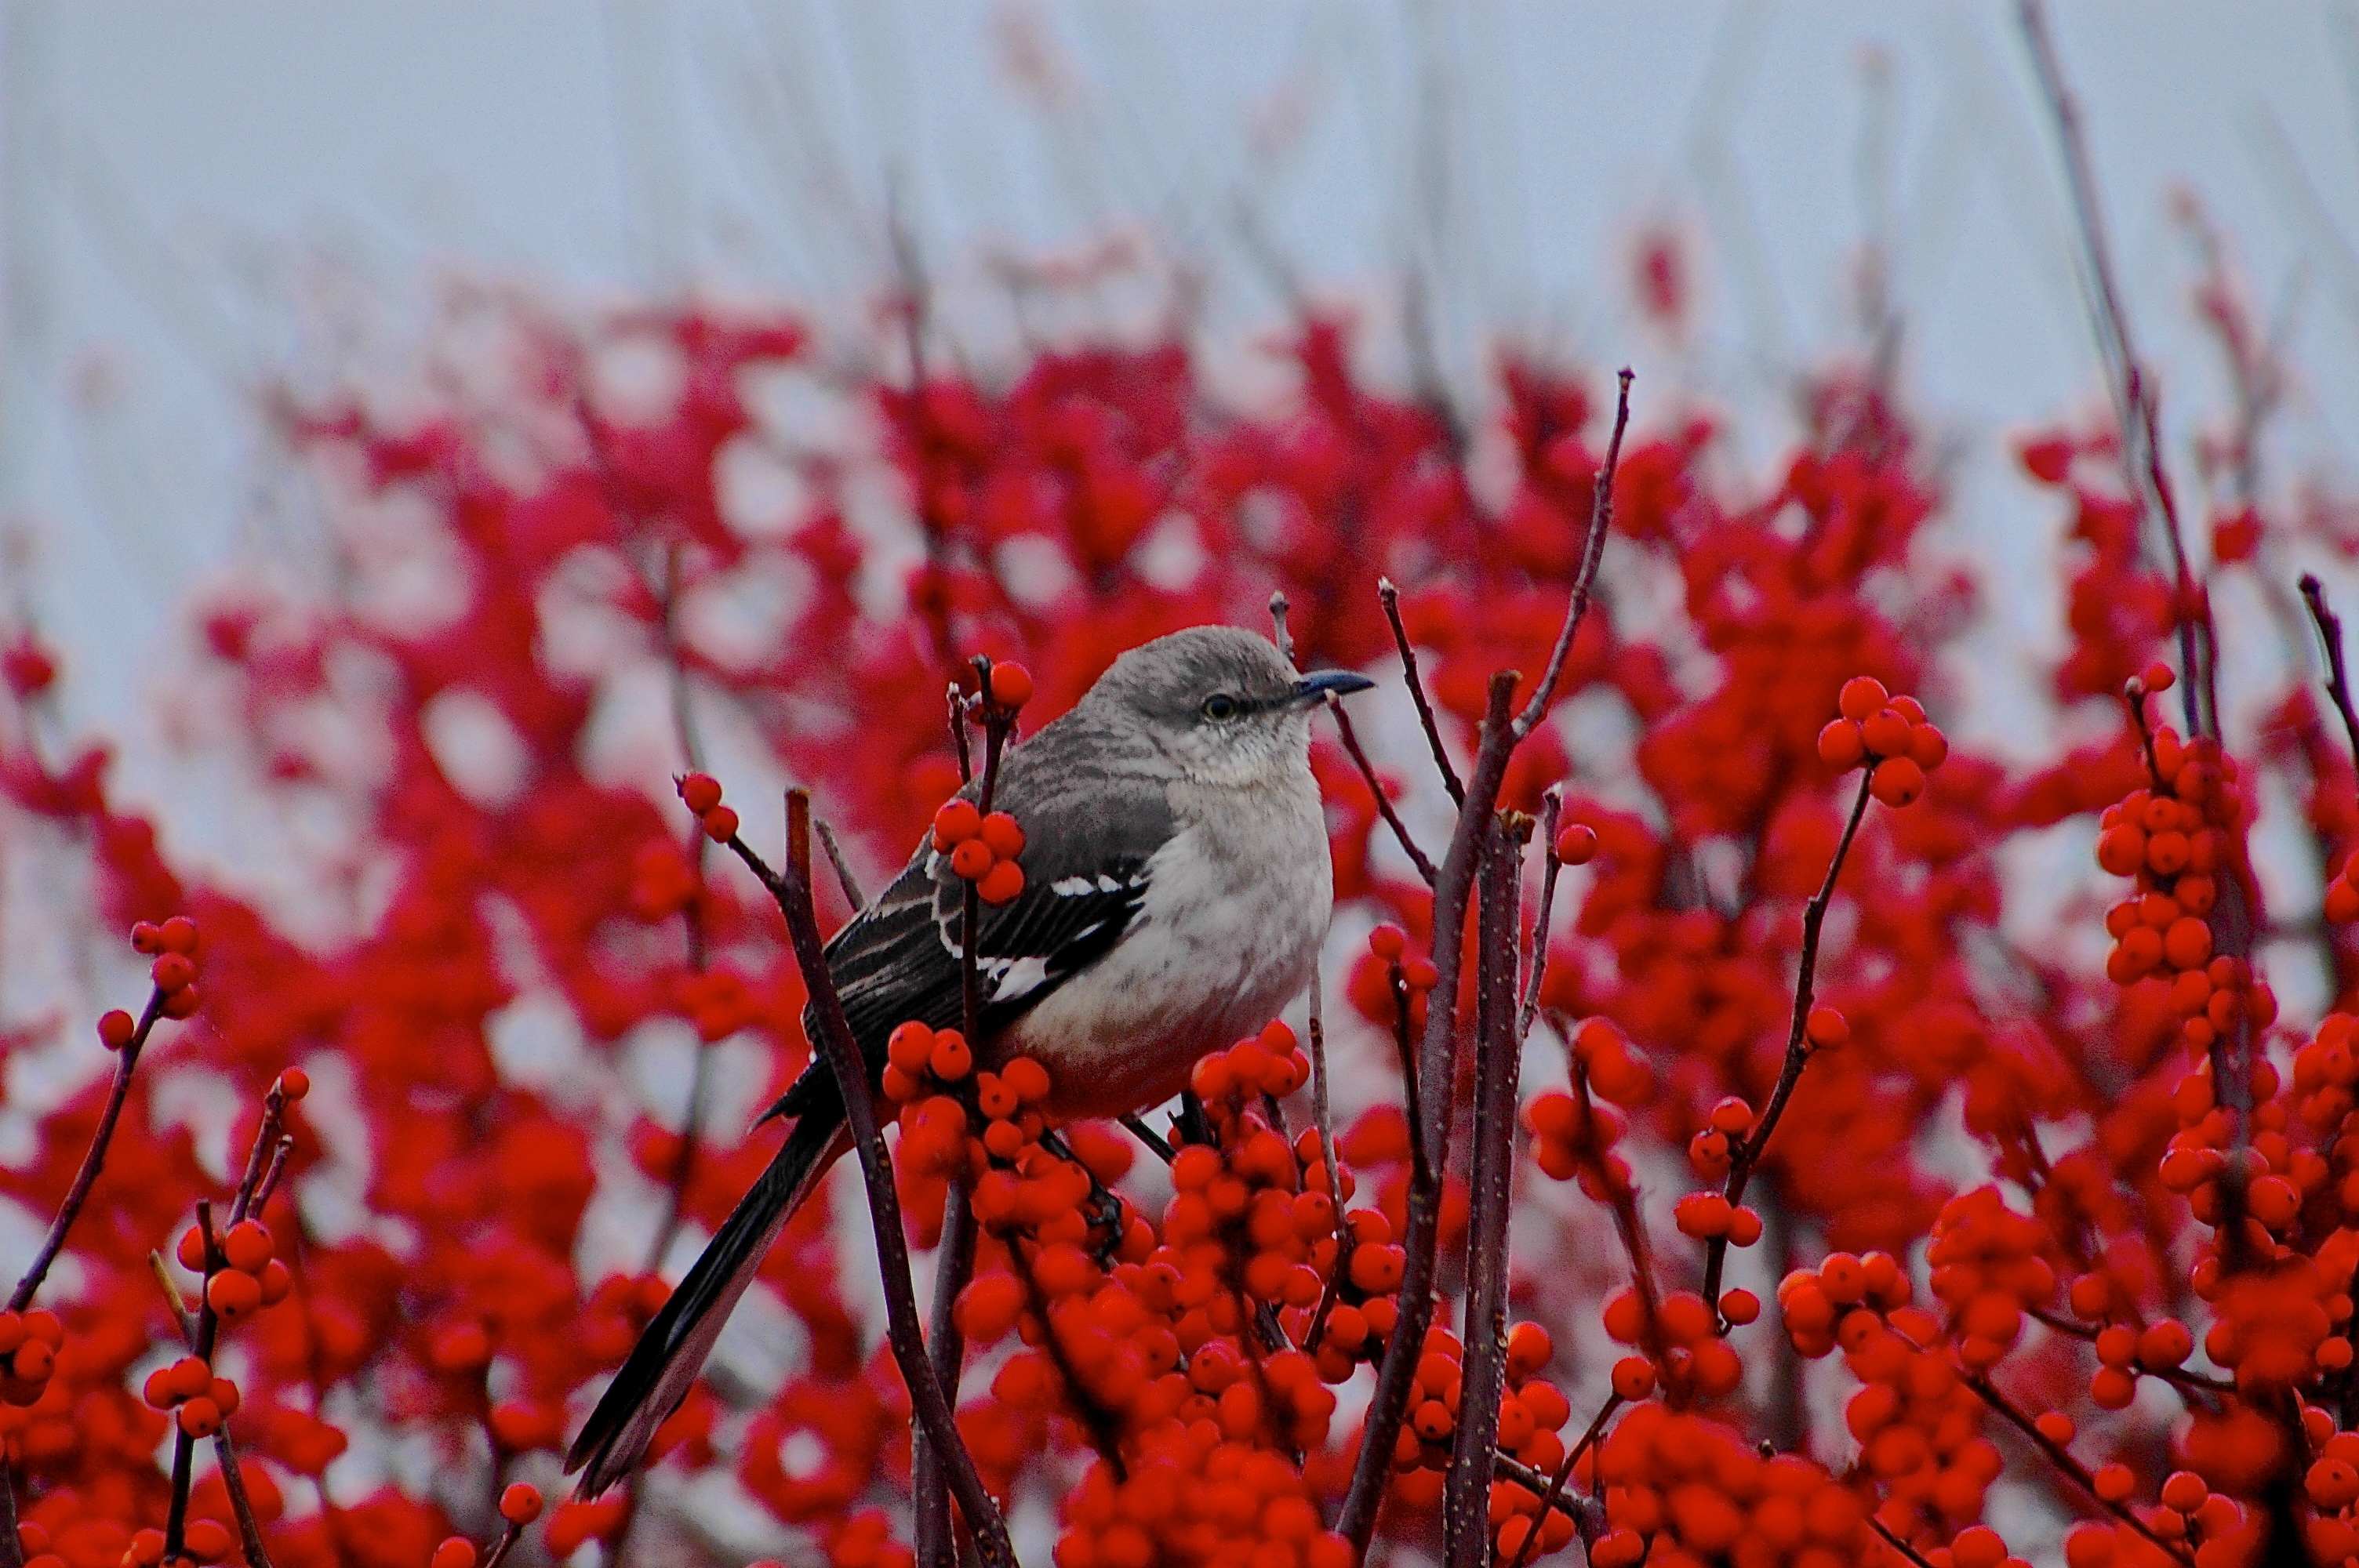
[{"x1": 7, "y1": 2, "x2": 2359, "y2": 792}]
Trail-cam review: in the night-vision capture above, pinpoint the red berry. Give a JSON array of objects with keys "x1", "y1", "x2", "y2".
[
  {"x1": 176, "y1": 1397, "x2": 223, "y2": 1437},
  {"x1": 699, "y1": 806, "x2": 739, "y2": 843},
  {"x1": 500, "y1": 1483, "x2": 545, "y2": 1525},
  {"x1": 932, "y1": 798, "x2": 982, "y2": 848},
  {"x1": 96, "y1": 1009, "x2": 136, "y2": 1051},
  {"x1": 977, "y1": 861, "x2": 1026, "y2": 906},
  {"x1": 949, "y1": 839, "x2": 994, "y2": 880},
  {"x1": 988, "y1": 662, "x2": 1034, "y2": 710},
  {"x1": 151, "y1": 952, "x2": 197, "y2": 994},
  {"x1": 1869, "y1": 756, "x2": 1925, "y2": 807},
  {"x1": 678, "y1": 772, "x2": 723, "y2": 814},
  {"x1": 277, "y1": 1066, "x2": 311, "y2": 1100},
  {"x1": 206, "y1": 1269, "x2": 264, "y2": 1322},
  {"x1": 158, "y1": 916, "x2": 199, "y2": 954},
  {"x1": 1837, "y1": 675, "x2": 1888, "y2": 722},
  {"x1": 1816, "y1": 720, "x2": 1866, "y2": 771},
  {"x1": 1367, "y1": 924, "x2": 1408, "y2": 960},
  {"x1": 979, "y1": 811, "x2": 1026, "y2": 859},
  {"x1": 1553, "y1": 824, "x2": 1598, "y2": 866},
  {"x1": 431, "y1": 1541, "x2": 479, "y2": 1568},
  {"x1": 220, "y1": 1221, "x2": 274, "y2": 1273},
  {"x1": 130, "y1": 920, "x2": 165, "y2": 955}
]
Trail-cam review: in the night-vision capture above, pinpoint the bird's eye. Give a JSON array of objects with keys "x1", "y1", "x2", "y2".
[{"x1": 1201, "y1": 692, "x2": 1241, "y2": 722}]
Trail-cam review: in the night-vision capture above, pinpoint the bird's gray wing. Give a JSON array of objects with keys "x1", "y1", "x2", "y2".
[{"x1": 770, "y1": 738, "x2": 1175, "y2": 1119}]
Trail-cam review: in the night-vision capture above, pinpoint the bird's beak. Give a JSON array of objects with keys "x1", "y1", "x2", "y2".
[{"x1": 1292, "y1": 670, "x2": 1377, "y2": 706}]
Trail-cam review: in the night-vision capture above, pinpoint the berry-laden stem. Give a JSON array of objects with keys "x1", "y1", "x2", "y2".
[
  {"x1": 1868, "y1": 1515, "x2": 1940, "y2": 1568},
  {"x1": 1965, "y1": 1372, "x2": 2193, "y2": 1565},
  {"x1": 2301, "y1": 574, "x2": 2359, "y2": 815},
  {"x1": 151, "y1": 1250, "x2": 276, "y2": 1568},
  {"x1": 723, "y1": 796, "x2": 1016, "y2": 1567},
  {"x1": 9, "y1": 989, "x2": 165, "y2": 1311},
  {"x1": 162, "y1": 1203, "x2": 224, "y2": 1560},
  {"x1": 1443, "y1": 821, "x2": 1526, "y2": 1566},
  {"x1": 1701, "y1": 770, "x2": 1874, "y2": 1320},
  {"x1": 1502, "y1": 1395, "x2": 1623, "y2": 1568},
  {"x1": 1337, "y1": 673, "x2": 1519, "y2": 1553},
  {"x1": 1340, "y1": 375, "x2": 1633, "y2": 1550}
]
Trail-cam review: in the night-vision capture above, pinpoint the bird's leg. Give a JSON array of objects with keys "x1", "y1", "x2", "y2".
[{"x1": 1174, "y1": 1091, "x2": 1213, "y2": 1148}]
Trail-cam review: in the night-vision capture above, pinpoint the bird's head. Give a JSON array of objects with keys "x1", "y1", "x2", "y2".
[{"x1": 1087, "y1": 625, "x2": 1375, "y2": 786}]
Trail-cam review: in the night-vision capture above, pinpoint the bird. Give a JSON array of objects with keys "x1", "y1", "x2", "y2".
[{"x1": 566, "y1": 623, "x2": 1376, "y2": 1496}]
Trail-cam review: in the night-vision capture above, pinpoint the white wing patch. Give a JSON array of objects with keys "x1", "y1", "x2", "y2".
[
  {"x1": 1051, "y1": 876, "x2": 1097, "y2": 896},
  {"x1": 990, "y1": 956, "x2": 1052, "y2": 1002}
]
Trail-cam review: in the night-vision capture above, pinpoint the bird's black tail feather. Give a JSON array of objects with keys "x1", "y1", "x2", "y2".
[{"x1": 565, "y1": 1092, "x2": 847, "y2": 1497}]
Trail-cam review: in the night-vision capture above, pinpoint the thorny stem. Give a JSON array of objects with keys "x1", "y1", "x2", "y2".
[
  {"x1": 1502, "y1": 1394, "x2": 1623, "y2": 1568},
  {"x1": 9, "y1": 990, "x2": 165, "y2": 1311},
  {"x1": 1518, "y1": 790, "x2": 1565, "y2": 1041},
  {"x1": 1378, "y1": 578, "x2": 1464, "y2": 808},
  {"x1": 722, "y1": 796, "x2": 1015, "y2": 1566},
  {"x1": 1510, "y1": 368, "x2": 1633, "y2": 745},
  {"x1": 1443, "y1": 822, "x2": 1526, "y2": 1568},
  {"x1": 2302, "y1": 574, "x2": 2359, "y2": 817},
  {"x1": 1326, "y1": 697, "x2": 1438, "y2": 885},
  {"x1": 1701, "y1": 771, "x2": 1874, "y2": 1320}
]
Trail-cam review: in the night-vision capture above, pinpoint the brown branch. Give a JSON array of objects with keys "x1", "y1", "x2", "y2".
[
  {"x1": 913, "y1": 1175, "x2": 977, "y2": 1568},
  {"x1": 1268, "y1": 590, "x2": 1297, "y2": 664},
  {"x1": 162, "y1": 1203, "x2": 222, "y2": 1559},
  {"x1": 1868, "y1": 1515, "x2": 1939, "y2": 1568},
  {"x1": 1300, "y1": 971, "x2": 1356, "y2": 1351},
  {"x1": 2019, "y1": 1, "x2": 2215, "y2": 742},
  {"x1": 1517, "y1": 790, "x2": 1565, "y2": 1041},
  {"x1": 1502, "y1": 1394, "x2": 1623, "y2": 1568},
  {"x1": 1326, "y1": 697, "x2": 1438, "y2": 885},
  {"x1": 2302, "y1": 575, "x2": 2359, "y2": 815},
  {"x1": 720, "y1": 796, "x2": 1015, "y2": 1566},
  {"x1": 1968, "y1": 1371, "x2": 2193, "y2": 1565},
  {"x1": 1443, "y1": 823, "x2": 1526, "y2": 1565},
  {"x1": 9, "y1": 990, "x2": 165, "y2": 1310},
  {"x1": 1510, "y1": 368, "x2": 1633, "y2": 744},
  {"x1": 1338, "y1": 672, "x2": 1520, "y2": 1552},
  {"x1": 1379, "y1": 578, "x2": 1464, "y2": 807},
  {"x1": 1701, "y1": 771, "x2": 1874, "y2": 1318},
  {"x1": 816, "y1": 816, "x2": 869, "y2": 910},
  {"x1": 151, "y1": 1253, "x2": 275, "y2": 1568}
]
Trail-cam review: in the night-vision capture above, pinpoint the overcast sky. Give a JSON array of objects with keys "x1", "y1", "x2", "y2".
[{"x1": 8, "y1": 2, "x2": 2359, "y2": 794}]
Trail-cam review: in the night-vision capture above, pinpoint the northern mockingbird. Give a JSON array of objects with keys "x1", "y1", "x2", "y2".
[{"x1": 569, "y1": 624, "x2": 1375, "y2": 1494}]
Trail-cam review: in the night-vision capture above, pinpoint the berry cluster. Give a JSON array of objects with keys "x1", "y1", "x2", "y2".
[
  {"x1": 931, "y1": 798, "x2": 1028, "y2": 906},
  {"x1": 677, "y1": 770, "x2": 739, "y2": 844},
  {"x1": 129, "y1": 916, "x2": 204, "y2": 1021},
  {"x1": 1815, "y1": 675, "x2": 1948, "y2": 807}
]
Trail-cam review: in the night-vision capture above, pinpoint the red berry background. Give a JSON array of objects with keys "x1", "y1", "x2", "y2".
[{"x1": 8, "y1": 11, "x2": 2359, "y2": 1568}]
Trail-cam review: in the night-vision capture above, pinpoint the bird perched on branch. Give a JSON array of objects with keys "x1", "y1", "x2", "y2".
[{"x1": 568, "y1": 624, "x2": 1376, "y2": 1495}]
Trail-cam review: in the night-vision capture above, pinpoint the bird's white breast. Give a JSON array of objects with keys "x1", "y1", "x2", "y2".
[{"x1": 1005, "y1": 764, "x2": 1332, "y2": 1117}]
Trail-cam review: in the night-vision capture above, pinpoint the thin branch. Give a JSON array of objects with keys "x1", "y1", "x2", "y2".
[
  {"x1": 150, "y1": 1251, "x2": 276, "y2": 1568},
  {"x1": 1301, "y1": 971, "x2": 1356, "y2": 1351},
  {"x1": 2302, "y1": 574, "x2": 2359, "y2": 814},
  {"x1": 1518, "y1": 790, "x2": 1565, "y2": 1040},
  {"x1": 1326, "y1": 696, "x2": 1438, "y2": 885},
  {"x1": 1701, "y1": 771, "x2": 1874, "y2": 1317},
  {"x1": 1268, "y1": 590, "x2": 1296, "y2": 664},
  {"x1": 721, "y1": 796, "x2": 1015, "y2": 1566},
  {"x1": 816, "y1": 816, "x2": 869, "y2": 910},
  {"x1": 1967, "y1": 1372, "x2": 2193, "y2": 1565},
  {"x1": 162, "y1": 1203, "x2": 221, "y2": 1559},
  {"x1": 914, "y1": 1174, "x2": 976, "y2": 1568},
  {"x1": 1868, "y1": 1516, "x2": 1939, "y2": 1568},
  {"x1": 1510, "y1": 368, "x2": 1633, "y2": 743},
  {"x1": 9, "y1": 989, "x2": 165, "y2": 1310},
  {"x1": 1379, "y1": 577, "x2": 1464, "y2": 806},
  {"x1": 1502, "y1": 1394, "x2": 1623, "y2": 1568}
]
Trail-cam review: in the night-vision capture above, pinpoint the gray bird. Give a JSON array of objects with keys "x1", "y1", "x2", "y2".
[{"x1": 568, "y1": 624, "x2": 1375, "y2": 1495}]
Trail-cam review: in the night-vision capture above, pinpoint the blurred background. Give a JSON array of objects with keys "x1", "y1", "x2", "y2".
[{"x1": 10, "y1": 2, "x2": 2359, "y2": 810}]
